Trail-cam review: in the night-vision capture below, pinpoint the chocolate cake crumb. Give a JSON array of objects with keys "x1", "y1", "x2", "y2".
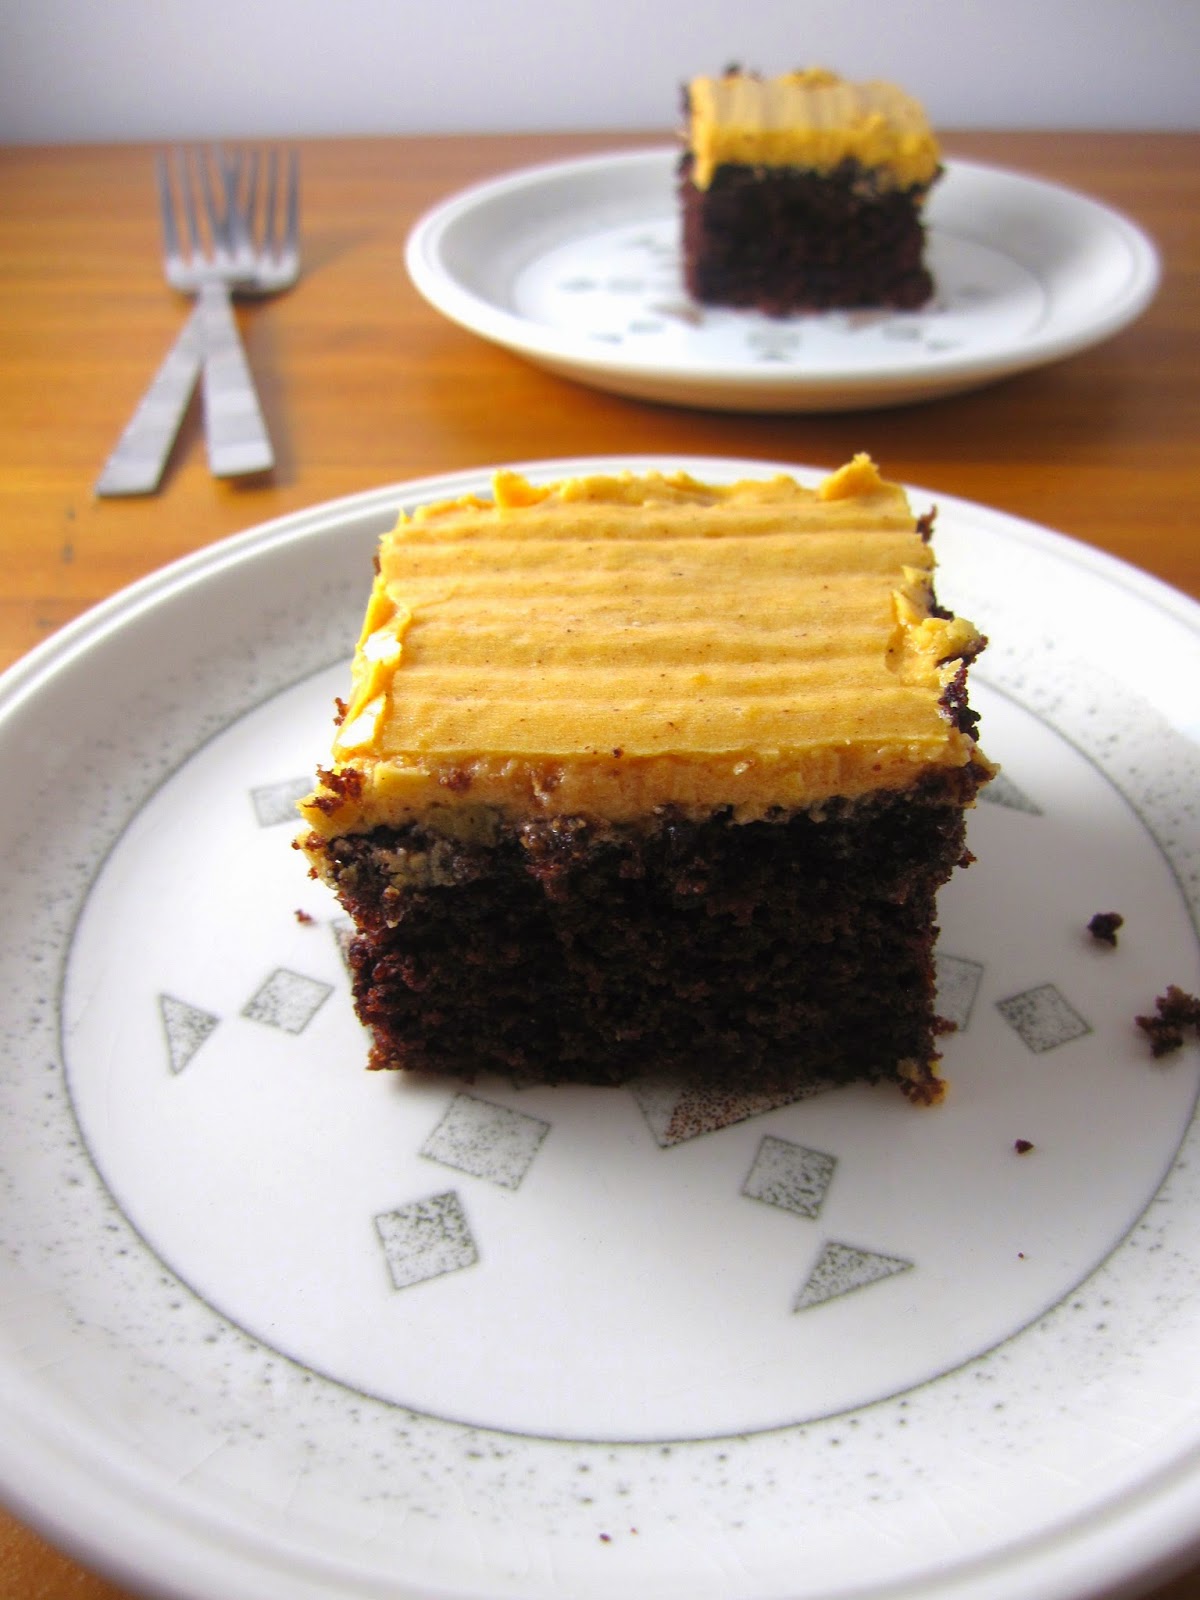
[
  {"x1": 940, "y1": 659, "x2": 984, "y2": 738},
  {"x1": 294, "y1": 908, "x2": 315, "y2": 925},
  {"x1": 1136, "y1": 985, "x2": 1200, "y2": 1058},
  {"x1": 680, "y1": 155, "x2": 936, "y2": 313},
  {"x1": 308, "y1": 764, "x2": 365, "y2": 815},
  {"x1": 316, "y1": 769, "x2": 984, "y2": 1095},
  {"x1": 1088, "y1": 911, "x2": 1124, "y2": 946},
  {"x1": 1014, "y1": 1139, "x2": 1034, "y2": 1155}
]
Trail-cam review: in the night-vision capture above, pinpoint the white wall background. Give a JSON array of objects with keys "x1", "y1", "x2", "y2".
[{"x1": 2, "y1": 0, "x2": 1198, "y2": 146}]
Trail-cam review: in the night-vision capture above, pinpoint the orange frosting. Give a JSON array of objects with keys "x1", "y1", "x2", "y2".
[
  {"x1": 298, "y1": 457, "x2": 986, "y2": 845},
  {"x1": 685, "y1": 68, "x2": 941, "y2": 191}
]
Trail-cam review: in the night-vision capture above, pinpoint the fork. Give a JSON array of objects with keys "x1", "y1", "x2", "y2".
[{"x1": 95, "y1": 145, "x2": 299, "y2": 496}]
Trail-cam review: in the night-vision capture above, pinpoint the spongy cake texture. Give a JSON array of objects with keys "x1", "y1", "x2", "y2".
[{"x1": 297, "y1": 458, "x2": 991, "y2": 1101}]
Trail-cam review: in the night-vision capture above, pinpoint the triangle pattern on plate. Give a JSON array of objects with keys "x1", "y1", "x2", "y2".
[
  {"x1": 793, "y1": 1241, "x2": 913, "y2": 1312},
  {"x1": 632, "y1": 1075, "x2": 837, "y2": 1148},
  {"x1": 159, "y1": 994, "x2": 219, "y2": 1075}
]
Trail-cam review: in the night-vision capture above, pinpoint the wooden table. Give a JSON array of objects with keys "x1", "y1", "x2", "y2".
[{"x1": 0, "y1": 129, "x2": 1197, "y2": 1600}]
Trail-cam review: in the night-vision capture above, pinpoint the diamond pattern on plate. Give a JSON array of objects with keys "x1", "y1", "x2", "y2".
[
  {"x1": 742, "y1": 1135, "x2": 836, "y2": 1220},
  {"x1": 794, "y1": 1241, "x2": 913, "y2": 1312},
  {"x1": 746, "y1": 328, "x2": 802, "y2": 363},
  {"x1": 979, "y1": 770, "x2": 1043, "y2": 815},
  {"x1": 935, "y1": 953, "x2": 985, "y2": 1031},
  {"x1": 374, "y1": 1191, "x2": 478, "y2": 1290},
  {"x1": 632, "y1": 1075, "x2": 836, "y2": 1148},
  {"x1": 242, "y1": 968, "x2": 332, "y2": 1034},
  {"x1": 250, "y1": 775, "x2": 312, "y2": 827},
  {"x1": 331, "y1": 917, "x2": 355, "y2": 969},
  {"x1": 421, "y1": 1093, "x2": 550, "y2": 1191},
  {"x1": 159, "y1": 994, "x2": 219, "y2": 1074},
  {"x1": 647, "y1": 299, "x2": 705, "y2": 329},
  {"x1": 997, "y1": 984, "x2": 1091, "y2": 1053}
]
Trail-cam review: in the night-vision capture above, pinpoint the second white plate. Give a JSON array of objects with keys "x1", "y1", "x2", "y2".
[{"x1": 405, "y1": 149, "x2": 1160, "y2": 412}]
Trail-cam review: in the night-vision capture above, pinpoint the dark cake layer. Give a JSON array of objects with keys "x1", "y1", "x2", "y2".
[
  {"x1": 313, "y1": 764, "x2": 988, "y2": 1100},
  {"x1": 680, "y1": 153, "x2": 936, "y2": 314}
]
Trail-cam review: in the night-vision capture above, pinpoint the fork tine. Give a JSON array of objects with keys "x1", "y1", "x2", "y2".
[
  {"x1": 242, "y1": 148, "x2": 262, "y2": 247},
  {"x1": 155, "y1": 151, "x2": 182, "y2": 263},
  {"x1": 263, "y1": 148, "x2": 280, "y2": 257},
  {"x1": 200, "y1": 145, "x2": 230, "y2": 256},
  {"x1": 221, "y1": 146, "x2": 255, "y2": 277},
  {"x1": 283, "y1": 149, "x2": 300, "y2": 257},
  {"x1": 178, "y1": 147, "x2": 204, "y2": 262},
  {"x1": 218, "y1": 145, "x2": 238, "y2": 224}
]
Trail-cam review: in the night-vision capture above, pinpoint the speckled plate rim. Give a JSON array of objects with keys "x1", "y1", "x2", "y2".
[
  {"x1": 403, "y1": 151, "x2": 1161, "y2": 411},
  {"x1": 0, "y1": 458, "x2": 1199, "y2": 1600}
]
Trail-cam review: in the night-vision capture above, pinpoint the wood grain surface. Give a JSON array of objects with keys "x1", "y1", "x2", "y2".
[{"x1": 0, "y1": 128, "x2": 1197, "y2": 1600}]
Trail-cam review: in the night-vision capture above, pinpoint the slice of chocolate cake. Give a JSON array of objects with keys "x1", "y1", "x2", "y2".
[
  {"x1": 297, "y1": 457, "x2": 991, "y2": 1103},
  {"x1": 680, "y1": 68, "x2": 942, "y2": 313}
]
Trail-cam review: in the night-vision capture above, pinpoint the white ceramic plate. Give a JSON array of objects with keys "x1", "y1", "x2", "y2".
[
  {"x1": 2, "y1": 458, "x2": 1200, "y2": 1600},
  {"x1": 404, "y1": 150, "x2": 1160, "y2": 412}
]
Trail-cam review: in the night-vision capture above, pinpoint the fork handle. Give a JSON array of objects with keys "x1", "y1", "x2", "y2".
[
  {"x1": 94, "y1": 308, "x2": 203, "y2": 496},
  {"x1": 198, "y1": 280, "x2": 274, "y2": 478}
]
